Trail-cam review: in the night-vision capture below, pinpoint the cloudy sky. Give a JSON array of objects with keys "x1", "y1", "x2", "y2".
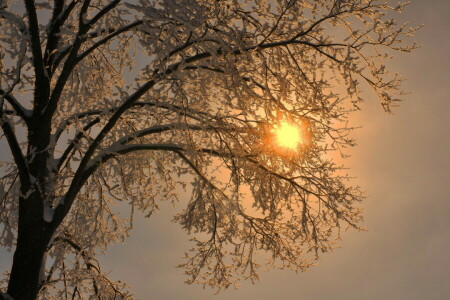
[{"x1": 99, "y1": 1, "x2": 450, "y2": 299}]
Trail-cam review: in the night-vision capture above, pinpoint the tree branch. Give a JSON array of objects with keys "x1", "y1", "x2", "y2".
[
  {"x1": 54, "y1": 100, "x2": 216, "y2": 141},
  {"x1": 45, "y1": 0, "x2": 93, "y2": 119},
  {"x1": 23, "y1": 0, "x2": 50, "y2": 112},
  {"x1": 46, "y1": 0, "x2": 127, "y2": 120},
  {"x1": 0, "y1": 109, "x2": 29, "y2": 186},
  {"x1": 86, "y1": 0, "x2": 121, "y2": 27},
  {"x1": 76, "y1": 20, "x2": 143, "y2": 62},
  {"x1": 50, "y1": 6, "x2": 365, "y2": 236},
  {"x1": 0, "y1": 89, "x2": 31, "y2": 121},
  {"x1": 81, "y1": 143, "x2": 228, "y2": 182},
  {"x1": 56, "y1": 117, "x2": 101, "y2": 172},
  {"x1": 44, "y1": 0, "x2": 79, "y2": 76},
  {"x1": 53, "y1": 104, "x2": 226, "y2": 172}
]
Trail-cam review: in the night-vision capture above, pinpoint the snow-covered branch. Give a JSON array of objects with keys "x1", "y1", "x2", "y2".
[
  {"x1": 76, "y1": 20, "x2": 143, "y2": 62},
  {"x1": 86, "y1": 0, "x2": 122, "y2": 27},
  {"x1": 43, "y1": 0, "x2": 79, "y2": 76},
  {"x1": 54, "y1": 100, "x2": 213, "y2": 139}
]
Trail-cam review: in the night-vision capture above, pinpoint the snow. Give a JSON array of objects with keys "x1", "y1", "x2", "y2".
[
  {"x1": 81, "y1": 12, "x2": 88, "y2": 25},
  {"x1": 38, "y1": 253, "x2": 47, "y2": 284},
  {"x1": 56, "y1": 195, "x2": 66, "y2": 206},
  {"x1": 47, "y1": 157, "x2": 58, "y2": 171},
  {"x1": 19, "y1": 188, "x2": 33, "y2": 199},
  {"x1": 43, "y1": 204, "x2": 55, "y2": 223}
]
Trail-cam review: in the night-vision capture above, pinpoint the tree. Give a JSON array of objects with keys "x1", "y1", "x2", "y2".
[{"x1": 0, "y1": 0, "x2": 418, "y2": 299}]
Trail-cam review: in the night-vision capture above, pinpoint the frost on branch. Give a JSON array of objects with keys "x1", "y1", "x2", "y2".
[{"x1": 0, "y1": 0, "x2": 418, "y2": 298}]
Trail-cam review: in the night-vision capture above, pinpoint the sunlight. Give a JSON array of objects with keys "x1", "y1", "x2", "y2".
[{"x1": 273, "y1": 121, "x2": 302, "y2": 150}]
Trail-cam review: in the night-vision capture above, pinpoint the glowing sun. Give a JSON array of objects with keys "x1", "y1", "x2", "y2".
[{"x1": 273, "y1": 121, "x2": 302, "y2": 150}]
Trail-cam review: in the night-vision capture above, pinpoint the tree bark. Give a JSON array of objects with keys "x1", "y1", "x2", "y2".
[
  {"x1": 7, "y1": 243, "x2": 46, "y2": 300},
  {"x1": 7, "y1": 192, "x2": 53, "y2": 300}
]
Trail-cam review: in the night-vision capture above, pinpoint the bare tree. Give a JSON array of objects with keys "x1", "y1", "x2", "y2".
[{"x1": 0, "y1": 0, "x2": 418, "y2": 299}]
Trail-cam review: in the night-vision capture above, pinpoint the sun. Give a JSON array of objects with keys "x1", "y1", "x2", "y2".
[{"x1": 273, "y1": 121, "x2": 302, "y2": 150}]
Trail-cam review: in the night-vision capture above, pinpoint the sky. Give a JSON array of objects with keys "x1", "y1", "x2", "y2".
[
  {"x1": 99, "y1": 1, "x2": 450, "y2": 299},
  {"x1": 0, "y1": 1, "x2": 448, "y2": 299}
]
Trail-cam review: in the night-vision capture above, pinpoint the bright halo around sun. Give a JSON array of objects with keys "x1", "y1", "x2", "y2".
[{"x1": 273, "y1": 121, "x2": 302, "y2": 150}]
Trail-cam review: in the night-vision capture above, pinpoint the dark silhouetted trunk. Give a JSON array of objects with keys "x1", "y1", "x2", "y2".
[
  {"x1": 6, "y1": 189, "x2": 54, "y2": 300},
  {"x1": 7, "y1": 240, "x2": 46, "y2": 300},
  {"x1": 8, "y1": 121, "x2": 55, "y2": 300}
]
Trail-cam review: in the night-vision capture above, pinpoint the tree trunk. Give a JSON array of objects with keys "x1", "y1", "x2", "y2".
[
  {"x1": 7, "y1": 114, "x2": 55, "y2": 299},
  {"x1": 7, "y1": 192, "x2": 53, "y2": 300},
  {"x1": 7, "y1": 242, "x2": 46, "y2": 300}
]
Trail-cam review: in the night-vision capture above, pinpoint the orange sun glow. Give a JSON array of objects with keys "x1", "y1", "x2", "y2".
[{"x1": 273, "y1": 121, "x2": 302, "y2": 150}]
